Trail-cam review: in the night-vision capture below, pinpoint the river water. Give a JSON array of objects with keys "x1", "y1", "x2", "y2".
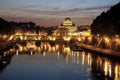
[{"x1": 0, "y1": 41, "x2": 120, "y2": 80}]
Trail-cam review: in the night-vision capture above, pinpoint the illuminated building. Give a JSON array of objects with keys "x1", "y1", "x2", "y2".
[
  {"x1": 58, "y1": 17, "x2": 91, "y2": 37},
  {"x1": 58, "y1": 17, "x2": 77, "y2": 35},
  {"x1": 78, "y1": 26, "x2": 91, "y2": 37}
]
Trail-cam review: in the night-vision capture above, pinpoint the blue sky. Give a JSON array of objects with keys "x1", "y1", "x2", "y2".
[{"x1": 0, "y1": 0, "x2": 119, "y2": 26}]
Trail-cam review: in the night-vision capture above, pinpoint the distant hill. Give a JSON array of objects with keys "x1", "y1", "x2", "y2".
[{"x1": 91, "y1": 2, "x2": 120, "y2": 36}]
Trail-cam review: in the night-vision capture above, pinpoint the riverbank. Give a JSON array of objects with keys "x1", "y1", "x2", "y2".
[
  {"x1": 75, "y1": 41, "x2": 120, "y2": 57},
  {"x1": 0, "y1": 41, "x2": 15, "y2": 53}
]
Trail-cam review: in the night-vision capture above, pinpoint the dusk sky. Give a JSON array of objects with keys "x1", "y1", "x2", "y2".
[{"x1": 0, "y1": 0, "x2": 119, "y2": 26}]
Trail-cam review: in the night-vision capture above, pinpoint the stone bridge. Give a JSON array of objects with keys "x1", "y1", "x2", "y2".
[{"x1": 9, "y1": 33, "x2": 86, "y2": 42}]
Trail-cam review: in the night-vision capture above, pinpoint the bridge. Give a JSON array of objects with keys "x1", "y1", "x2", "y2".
[
  {"x1": 9, "y1": 34, "x2": 41, "y2": 41},
  {"x1": 8, "y1": 33, "x2": 88, "y2": 42}
]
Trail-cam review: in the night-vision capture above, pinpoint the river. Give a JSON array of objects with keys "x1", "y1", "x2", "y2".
[{"x1": 0, "y1": 41, "x2": 120, "y2": 80}]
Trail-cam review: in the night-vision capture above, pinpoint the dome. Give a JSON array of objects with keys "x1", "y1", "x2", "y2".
[
  {"x1": 62, "y1": 17, "x2": 74, "y2": 26},
  {"x1": 64, "y1": 17, "x2": 71, "y2": 21},
  {"x1": 58, "y1": 17, "x2": 77, "y2": 33}
]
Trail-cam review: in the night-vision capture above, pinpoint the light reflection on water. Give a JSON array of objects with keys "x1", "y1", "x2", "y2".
[{"x1": 0, "y1": 41, "x2": 120, "y2": 80}]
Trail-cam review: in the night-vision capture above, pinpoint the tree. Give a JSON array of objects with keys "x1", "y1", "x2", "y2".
[
  {"x1": 0, "y1": 18, "x2": 14, "y2": 35},
  {"x1": 91, "y1": 2, "x2": 120, "y2": 36}
]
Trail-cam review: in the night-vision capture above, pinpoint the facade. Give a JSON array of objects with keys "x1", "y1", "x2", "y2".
[
  {"x1": 56, "y1": 17, "x2": 91, "y2": 37},
  {"x1": 58, "y1": 17, "x2": 77, "y2": 34}
]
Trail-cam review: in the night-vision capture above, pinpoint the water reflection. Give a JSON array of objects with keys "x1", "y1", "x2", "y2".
[
  {"x1": 91, "y1": 55, "x2": 120, "y2": 80},
  {"x1": 0, "y1": 41, "x2": 120, "y2": 80},
  {"x1": 0, "y1": 49, "x2": 14, "y2": 73}
]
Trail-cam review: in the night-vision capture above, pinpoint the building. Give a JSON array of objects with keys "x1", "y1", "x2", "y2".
[
  {"x1": 58, "y1": 17, "x2": 77, "y2": 34},
  {"x1": 55, "y1": 17, "x2": 91, "y2": 37},
  {"x1": 77, "y1": 25, "x2": 91, "y2": 37}
]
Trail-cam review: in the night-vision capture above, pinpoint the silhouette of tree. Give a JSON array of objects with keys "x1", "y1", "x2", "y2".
[
  {"x1": 0, "y1": 18, "x2": 14, "y2": 35},
  {"x1": 91, "y1": 2, "x2": 120, "y2": 36},
  {"x1": 0, "y1": 17, "x2": 58, "y2": 36}
]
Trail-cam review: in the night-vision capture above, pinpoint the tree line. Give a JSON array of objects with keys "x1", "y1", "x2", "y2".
[
  {"x1": 0, "y1": 18, "x2": 56, "y2": 35},
  {"x1": 91, "y1": 2, "x2": 120, "y2": 36}
]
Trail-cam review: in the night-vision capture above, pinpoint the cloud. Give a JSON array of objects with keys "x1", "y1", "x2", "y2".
[
  {"x1": 68, "y1": 5, "x2": 111, "y2": 11},
  {"x1": 20, "y1": 4, "x2": 61, "y2": 11},
  {"x1": 0, "y1": 4, "x2": 112, "y2": 26},
  {"x1": 0, "y1": 4, "x2": 111, "y2": 18},
  {"x1": 19, "y1": 5, "x2": 111, "y2": 17}
]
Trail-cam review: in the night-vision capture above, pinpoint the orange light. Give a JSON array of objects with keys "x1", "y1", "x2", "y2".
[
  {"x1": 105, "y1": 37, "x2": 110, "y2": 43},
  {"x1": 63, "y1": 36, "x2": 71, "y2": 41},
  {"x1": 83, "y1": 31, "x2": 91, "y2": 37}
]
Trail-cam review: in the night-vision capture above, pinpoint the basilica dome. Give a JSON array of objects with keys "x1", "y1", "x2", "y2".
[
  {"x1": 63, "y1": 17, "x2": 73, "y2": 26},
  {"x1": 65, "y1": 17, "x2": 71, "y2": 21},
  {"x1": 58, "y1": 17, "x2": 77, "y2": 33}
]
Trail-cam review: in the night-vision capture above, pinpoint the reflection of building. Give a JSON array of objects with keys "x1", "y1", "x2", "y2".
[{"x1": 58, "y1": 17, "x2": 77, "y2": 35}]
